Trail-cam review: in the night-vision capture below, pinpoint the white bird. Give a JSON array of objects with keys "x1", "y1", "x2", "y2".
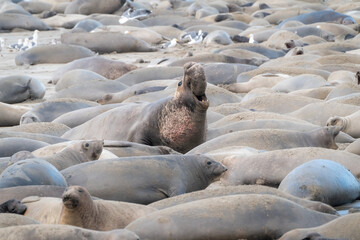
[
  {"x1": 188, "y1": 30, "x2": 205, "y2": 45},
  {"x1": 161, "y1": 38, "x2": 177, "y2": 49},
  {"x1": 29, "y1": 29, "x2": 39, "y2": 47},
  {"x1": 119, "y1": 8, "x2": 152, "y2": 24},
  {"x1": 249, "y1": 34, "x2": 256, "y2": 43},
  {"x1": 20, "y1": 38, "x2": 30, "y2": 51},
  {"x1": 9, "y1": 39, "x2": 23, "y2": 50}
]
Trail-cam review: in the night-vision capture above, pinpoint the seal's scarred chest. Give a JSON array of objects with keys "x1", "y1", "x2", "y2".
[{"x1": 158, "y1": 104, "x2": 204, "y2": 153}]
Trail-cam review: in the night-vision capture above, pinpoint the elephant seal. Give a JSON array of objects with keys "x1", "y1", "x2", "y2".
[
  {"x1": 326, "y1": 110, "x2": 360, "y2": 138},
  {"x1": 0, "y1": 224, "x2": 140, "y2": 240},
  {"x1": 51, "y1": 56, "x2": 137, "y2": 84},
  {"x1": 62, "y1": 62, "x2": 209, "y2": 154},
  {"x1": 59, "y1": 185, "x2": 156, "y2": 230},
  {"x1": 0, "y1": 13, "x2": 52, "y2": 30},
  {"x1": 72, "y1": 19, "x2": 103, "y2": 32},
  {"x1": 278, "y1": 10, "x2": 356, "y2": 27},
  {"x1": 0, "y1": 158, "x2": 67, "y2": 188},
  {"x1": 221, "y1": 147, "x2": 360, "y2": 187},
  {"x1": 188, "y1": 127, "x2": 340, "y2": 154},
  {"x1": 0, "y1": 138, "x2": 49, "y2": 158},
  {"x1": 61, "y1": 154, "x2": 227, "y2": 204},
  {"x1": 0, "y1": 213, "x2": 39, "y2": 228},
  {"x1": 345, "y1": 138, "x2": 360, "y2": 155},
  {"x1": 0, "y1": 185, "x2": 65, "y2": 203},
  {"x1": 0, "y1": 75, "x2": 46, "y2": 104},
  {"x1": 279, "y1": 213, "x2": 360, "y2": 240},
  {"x1": 5, "y1": 122, "x2": 70, "y2": 137},
  {"x1": 149, "y1": 185, "x2": 337, "y2": 215},
  {"x1": 0, "y1": 103, "x2": 29, "y2": 126},
  {"x1": 64, "y1": 0, "x2": 125, "y2": 15},
  {"x1": 34, "y1": 139, "x2": 103, "y2": 170},
  {"x1": 15, "y1": 44, "x2": 95, "y2": 65},
  {"x1": 20, "y1": 98, "x2": 99, "y2": 124},
  {"x1": 61, "y1": 32, "x2": 156, "y2": 54},
  {"x1": 55, "y1": 69, "x2": 107, "y2": 91},
  {"x1": 0, "y1": 131, "x2": 66, "y2": 145},
  {"x1": 0, "y1": 199, "x2": 27, "y2": 214},
  {"x1": 278, "y1": 159, "x2": 360, "y2": 206},
  {"x1": 126, "y1": 194, "x2": 337, "y2": 240}
]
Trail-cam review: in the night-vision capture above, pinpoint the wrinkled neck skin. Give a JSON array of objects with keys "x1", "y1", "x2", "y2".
[
  {"x1": 341, "y1": 116, "x2": 350, "y2": 133},
  {"x1": 157, "y1": 94, "x2": 207, "y2": 153},
  {"x1": 60, "y1": 197, "x2": 98, "y2": 229}
]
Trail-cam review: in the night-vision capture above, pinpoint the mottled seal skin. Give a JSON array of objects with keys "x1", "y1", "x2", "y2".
[
  {"x1": 0, "y1": 185, "x2": 65, "y2": 203},
  {"x1": 326, "y1": 110, "x2": 360, "y2": 138},
  {"x1": 0, "y1": 13, "x2": 52, "y2": 30},
  {"x1": 0, "y1": 137, "x2": 49, "y2": 158},
  {"x1": 278, "y1": 159, "x2": 360, "y2": 206},
  {"x1": 61, "y1": 32, "x2": 157, "y2": 54},
  {"x1": 64, "y1": 0, "x2": 125, "y2": 15},
  {"x1": 51, "y1": 55, "x2": 137, "y2": 84},
  {"x1": 0, "y1": 158, "x2": 67, "y2": 188},
  {"x1": 0, "y1": 224, "x2": 140, "y2": 240},
  {"x1": 62, "y1": 62, "x2": 209, "y2": 154},
  {"x1": 15, "y1": 44, "x2": 95, "y2": 65},
  {"x1": 126, "y1": 194, "x2": 337, "y2": 240},
  {"x1": 279, "y1": 213, "x2": 360, "y2": 240},
  {"x1": 59, "y1": 186, "x2": 156, "y2": 230},
  {"x1": 0, "y1": 75, "x2": 46, "y2": 104},
  {"x1": 0, "y1": 213, "x2": 39, "y2": 228},
  {"x1": 188, "y1": 127, "x2": 340, "y2": 154},
  {"x1": 61, "y1": 155, "x2": 227, "y2": 204},
  {"x1": 20, "y1": 98, "x2": 99, "y2": 125},
  {"x1": 0, "y1": 199, "x2": 27, "y2": 214},
  {"x1": 149, "y1": 185, "x2": 337, "y2": 215}
]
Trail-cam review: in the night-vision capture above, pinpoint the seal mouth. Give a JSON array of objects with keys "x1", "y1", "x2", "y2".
[
  {"x1": 194, "y1": 93, "x2": 209, "y2": 108},
  {"x1": 62, "y1": 195, "x2": 78, "y2": 209}
]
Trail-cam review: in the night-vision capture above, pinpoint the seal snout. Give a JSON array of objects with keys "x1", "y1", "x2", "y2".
[{"x1": 62, "y1": 194, "x2": 79, "y2": 209}]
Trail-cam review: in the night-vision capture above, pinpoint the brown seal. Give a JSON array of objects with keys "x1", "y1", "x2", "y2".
[{"x1": 59, "y1": 186, "x2": 156, "y2": 230}]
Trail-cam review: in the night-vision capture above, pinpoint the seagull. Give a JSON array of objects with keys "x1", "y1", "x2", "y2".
[
  {"x1": 119, "y1": 8, "x2": 152, "y2": 24},
  {"x1": 188, "y1": 30, "x2": 206, "y2": 45},
  {"x1": 9, "y1": 39, "x2": 23, "y2": 50},
  {"x1": 28, "y1": 29, "x2": 39, "y2": 47},
  {"x1": 20, "y1": 38, "x2": 30, "y2": 51},
  {"x1": 248, "y1": 34, "x2": 257, "y2": 44},
  {"x1": 161, "y1": 38, "x2": 177, "y2": 49}
]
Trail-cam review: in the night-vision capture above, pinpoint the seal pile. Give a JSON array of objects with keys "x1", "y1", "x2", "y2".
[{"x1": 1, "y1": 0, "x2": 360, "y2": 239}]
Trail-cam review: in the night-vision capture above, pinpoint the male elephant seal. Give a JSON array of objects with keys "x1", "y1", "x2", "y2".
[
  {"x1": 279, "y1": 213, "x2": 360, "y2": 240},
  {"x1": 278, "y1": 159, "x2": 360, "y2": 206},
  {"x1": 61, "y1": 154, "x2": 227, "y2": 204},
  {"x1": 59, "y1": 186, "x2": 156, "y2": 230},
  {"x1": 64, "y1": 0, "x2": 125, "y2": 15},
  {"x1": 15, "y1": 44, "x2": 95, "y2": 65},
  {"x1": 0, "y1": 199, "x2": 27, "y2": 214},
  {"x1": 0, "y1": 75, "x2": 46, "y2": 104},
  {"x1": 62, "y1": 62, "x2": 209, "y2": 153},
  {"x1": 126, "y1": 194, "x2": 337, "y2": 240},
  {"x1": 0, "y1": 224, "x2": 140, "y2": 240}
]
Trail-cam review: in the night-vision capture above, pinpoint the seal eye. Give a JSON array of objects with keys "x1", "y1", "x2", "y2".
[
  {"x1": 84, "y1": 143, "x2": 90, "y2": 148},
  {"x1": 207, "y1": 161, "x2": 212, "y2": 165},
  {"x1": 178, "y1": 81, "x2": 182, "y2": 86},
  {"x1": 78, "y1": 189, "x2": 83, "y2": 193}
]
